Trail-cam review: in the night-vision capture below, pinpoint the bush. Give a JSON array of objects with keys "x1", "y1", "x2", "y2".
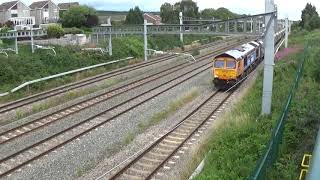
[
  {"x1": 47, "y1": 24, "x2": 64, "y2": 38},
  {"x1": 63, "y1": 27, "x2": 84, "y2": 35}
]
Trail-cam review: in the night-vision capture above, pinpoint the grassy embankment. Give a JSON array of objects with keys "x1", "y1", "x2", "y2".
[
  {"x1": 190, "y1": 30, "x2": 320, "y2": 179},
  {"x1": 0, "y1": 34, "x2": 219, "y2": 105}
]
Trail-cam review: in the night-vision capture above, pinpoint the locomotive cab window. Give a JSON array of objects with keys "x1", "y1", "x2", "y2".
[
  {"x1": 214, "y1": 60, "x2": 225, "y2": 68},
  {"x1": 226, "y1": 61, "x2": 236, "y2": 69}
]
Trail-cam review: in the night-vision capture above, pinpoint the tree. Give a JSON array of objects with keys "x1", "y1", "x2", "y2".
[
  {"x1": 177, "y1": 0, "x2": 199, "y2": 19},
  {"x1": 125, "y1": 6, "x2": 144, "y2": 24},
  {"x1": 160, "y1": 0, "x2": 199, "y2": 24},
  {"x1": 300, "y1": 3, "x2": 320, "y2": 30},
  {"x1": 61, "y1": 5, "x2": 99, "y2": 28},
  {"x1": 160, "y1": 3, "x2": 179, "y2": 24}
]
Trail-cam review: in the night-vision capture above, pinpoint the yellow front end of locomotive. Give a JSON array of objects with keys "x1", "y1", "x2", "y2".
[
  {"x1": 214, "y1": 68, "x2": 237, "y2": 80},
  {"x1": 213, "y1": 58, "x2": 238, "y2": 81}
]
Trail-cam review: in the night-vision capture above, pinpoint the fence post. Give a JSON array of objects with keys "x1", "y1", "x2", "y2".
[
  {"x1": 285, "y1": 17, "x2": 289, "y2": 48},
  {"x1": 31, "y1": 28, "x2": 34, "y2": 53},
  {"x1": 15, "y1": 31, "x2": 18, "y2": 54},
  {"x1": 144, "y1": 19, "x2": 148, "y2": 61},
  {"x1": 109, "y1": 34, "x2": 112, "y2": 56}
]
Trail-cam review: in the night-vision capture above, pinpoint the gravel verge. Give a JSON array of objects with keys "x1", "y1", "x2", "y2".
[{"x1": 1, "y1": 65, "x2": 213, "y2": 180}]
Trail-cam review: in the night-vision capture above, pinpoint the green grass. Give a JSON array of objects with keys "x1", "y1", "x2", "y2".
[{"x1": 193, "y1": 30, "x2": 320, "y2": 179}]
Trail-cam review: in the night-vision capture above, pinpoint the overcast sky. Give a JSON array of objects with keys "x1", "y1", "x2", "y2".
[{"x1": 3, "y1": 0, "x2": 320, "y2": 20}]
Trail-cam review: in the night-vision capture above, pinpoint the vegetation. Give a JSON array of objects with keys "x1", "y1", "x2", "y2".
[
  {"x1": 160, "y1": 0, "x2": 199, "y2": 24},
  {"x1": 47, "y1": 24, "x2": 64, "y2": 38},
  {"x1": 125, "y1": 6, "x2": 144, "y2": 25},
  {"x1": 63, "y1": 27, "x2": 84, "y2": 35},
  {"x1": 201, "y1": 8, "x2": 239, "y2": 20},
  {"x1": 160, "y1": 0, "x2": 239, "y2": 24},
  {"x1": 193, "y1": 31, "x2": 320, "y2": 180},
  {"x1": 60, "y1": 5, "x2": 99, "y2": 28},
  {"x1": 298, "y1": 3, "x2": 320, "y2": 31}
]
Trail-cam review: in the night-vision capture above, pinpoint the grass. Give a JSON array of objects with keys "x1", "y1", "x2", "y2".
[{"x1": 191, "y1": 30, "x2": 320, "y2": 179}]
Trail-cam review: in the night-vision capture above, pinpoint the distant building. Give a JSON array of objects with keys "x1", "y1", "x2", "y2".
[
  {"x1": 143, "y1": 13, "x2": 162, "y2": 25},
  {"x1": 57, "y1": 2, "x2": 79, "y2": 11},
  {"x1": 0, "y1": 0, "x2": 35, "y2": 27},
  {"x1": 29, "y1": 0, "x2": 59, "y2": 25}
]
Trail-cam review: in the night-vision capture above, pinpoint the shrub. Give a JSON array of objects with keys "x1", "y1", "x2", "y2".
[
  {"x1": 47, "y1": 24, "x2": 64, "y2": 38},
  {"x1": 63, "y1": 27, "x2": 84, "y2": 35}
]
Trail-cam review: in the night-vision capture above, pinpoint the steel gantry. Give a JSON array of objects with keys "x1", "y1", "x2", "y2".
[{"x1": 0, "y1": 28, "x2": 47, "y2": 55}]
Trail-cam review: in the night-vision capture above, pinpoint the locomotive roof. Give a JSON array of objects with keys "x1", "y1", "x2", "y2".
[{"x1": 215, "y1": 43, "x2": 256, "y2": 60}]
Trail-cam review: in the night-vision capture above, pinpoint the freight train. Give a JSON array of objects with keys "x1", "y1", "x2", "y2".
[{"x1": 212, "y1": 30, "x2": 285, "y2": 90}]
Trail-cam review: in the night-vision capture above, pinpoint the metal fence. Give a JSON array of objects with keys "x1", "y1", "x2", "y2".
[{"x1": 248, "y1": 43, "x2": 308, "y2": 180}]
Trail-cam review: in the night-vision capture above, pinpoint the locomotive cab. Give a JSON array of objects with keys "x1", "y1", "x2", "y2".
[{"x1": 213, "y1": 54, "x2": 240, "y2": 90}]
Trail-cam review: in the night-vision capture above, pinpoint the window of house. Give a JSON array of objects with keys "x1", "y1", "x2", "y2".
[
  {"x1": 11, "y1": 14, "x2": 18, "y2": 17},
  {"x1": 12, "y1": 4, "x2": 17, "y2": 10}
]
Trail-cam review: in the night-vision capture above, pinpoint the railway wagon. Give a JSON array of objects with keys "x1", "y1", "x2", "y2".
[{"x1": 213, "y1": 40, "x2": 264, "y2": 90}]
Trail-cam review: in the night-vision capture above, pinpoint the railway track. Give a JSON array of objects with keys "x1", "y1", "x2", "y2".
[
  {"x1": 0, "y1": 39, "x2": 248, "y2": 178},
  {"x1": 0, "y1": 39, "x2": 249, "y2": 146},
  {"x1": 108, "y1": 91, "x2": 233, "y2": 180},
  {"x1": 0, "y1": 38, "x2": 241, "y2": 115}
]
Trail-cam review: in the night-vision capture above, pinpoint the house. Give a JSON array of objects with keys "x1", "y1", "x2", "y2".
[
  {"x1": 29, "y1": 0, "x2": 59, "y2": 25},
  {"x1": 143, "y1": 13, "x2": 162, "y2": 25},
  {"x1": 57, "y1": 2, "x2": 79, "y2": 11},
  {"x1": 58, "y1": 2, "x2": 79, "y2": 17},
  {"x1": 0, "y1": 0, "x2": 35, "y2": 27}
]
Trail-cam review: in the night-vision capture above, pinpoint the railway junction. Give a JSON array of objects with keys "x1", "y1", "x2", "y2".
[{"x1": 0, "y1": 0, "x2": 319, "y2": 180}]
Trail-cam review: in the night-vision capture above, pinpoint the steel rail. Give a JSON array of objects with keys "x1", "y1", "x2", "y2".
[
  {"x1": 0, "y1": 39, "x2": 248, "y2": 145},
  {"x1": 0, "y1": 38, "x2": 238, "y2": 114},
  {"x1": 0, "y1": 56, "x2": 215, "y2": 178}
]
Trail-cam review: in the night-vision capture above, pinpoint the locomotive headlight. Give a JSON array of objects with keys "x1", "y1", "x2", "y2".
[{"x1": 214, "y1": 74, "x2": 218, "y2": 78}]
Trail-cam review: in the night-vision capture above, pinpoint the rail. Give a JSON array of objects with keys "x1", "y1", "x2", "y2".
[{"x1": 0, "y1": 57, "x2": 133, "y2": 97}]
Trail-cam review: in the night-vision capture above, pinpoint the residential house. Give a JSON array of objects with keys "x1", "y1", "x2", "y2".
[
  {"x1": 58, "y1": 2, "x2": 79, "y2": 17},
  {"x1": 29, "y1": 0, "x2": 59, "y2": 25},
  {"x1": 0, "y1": 0, "x2": 35, "y2": 27},
  {"x1": 143, "y1": 13, "x2": 162, "y2": 25}
]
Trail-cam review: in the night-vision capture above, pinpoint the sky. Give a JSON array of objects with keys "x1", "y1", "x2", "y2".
[{"x1": 2, "y1": 0, "x2": 320, "y2": 20}]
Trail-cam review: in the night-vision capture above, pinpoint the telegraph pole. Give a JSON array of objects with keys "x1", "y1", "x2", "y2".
[
  {"x1": 179, "y1": 12, "x2": 184, "y2": 43},
  {"x1": 144, "y1": 20, "x2": 148, "y2": 61},
  {"x1": 261, "y1": 0, "x2": 275, "y2": 115},
  {"x1": 285, "y1": 17, "x2": 289, "y2": 48}
]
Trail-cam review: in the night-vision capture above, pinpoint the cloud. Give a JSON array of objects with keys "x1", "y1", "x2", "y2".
[{"x1": 2, "y1": 0, "x2": 320, "y2": 20}]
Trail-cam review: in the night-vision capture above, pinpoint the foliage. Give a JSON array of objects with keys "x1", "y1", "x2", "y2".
[
  {"x1": 125, "y1": 6, "x2": 144, "y2": 25},
  {"x1": 175, "y1": 0, "x2": 199, "y2": 20},
  {"x1": 201, "y1": 8, "x2": 239, "y2": 20},
  {"x1": 300, "y1": 3, "x2": 320, "y2": 31},
  {"x1": 61, "y1": 5, "x2": 99, "y2": 28},
  {"x1": 194, "y1": 30, "x2": 320, "y2": 179},
  {"x1": 47, "y1": 24, "x2": 64, "y2": 38},
  {"x1": 160, "y1": 3, "x2": 179, "y2": 24},
  {"x1": 63, "y1": 27, "x2": 84, "y2": 35},
  {"x1": 160, "y1": 0, "x2": 199, "y2": 24}
]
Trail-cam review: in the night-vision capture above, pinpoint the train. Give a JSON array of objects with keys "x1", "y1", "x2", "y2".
[{"x1": 212, "y1": 30, "x2": 285, "y2": 90}]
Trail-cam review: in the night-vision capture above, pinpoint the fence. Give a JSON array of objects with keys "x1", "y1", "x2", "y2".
[{"x1": 248, "y1": 43, "x2": 308, "y2": 179}]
